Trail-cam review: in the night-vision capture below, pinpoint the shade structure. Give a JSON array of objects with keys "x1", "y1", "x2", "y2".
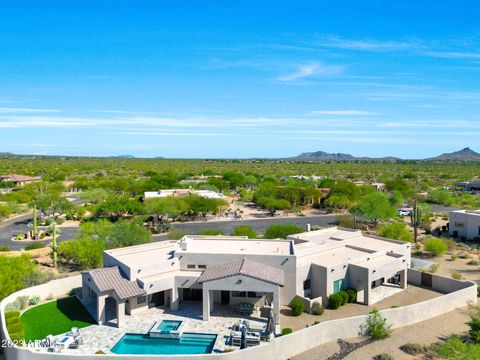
[{"x1": 240, "y1": 324, "x2": 247, "y2": 349}]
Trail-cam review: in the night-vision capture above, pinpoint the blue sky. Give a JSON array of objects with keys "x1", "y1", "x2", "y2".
[{"x1": 1, "y1": 1, "x2": 480, "y2": 158}]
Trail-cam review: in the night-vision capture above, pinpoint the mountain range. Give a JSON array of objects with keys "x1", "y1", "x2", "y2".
[{"x1": 293, "y1": 147, "x2": 480, "y2": 162}]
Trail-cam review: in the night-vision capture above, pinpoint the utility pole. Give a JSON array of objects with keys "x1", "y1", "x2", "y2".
[{"x1": 33, "y1": 206, "x2": 38, "y2": 240}]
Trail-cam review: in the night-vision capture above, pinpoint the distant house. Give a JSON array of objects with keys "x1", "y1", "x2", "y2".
[
  {"x1": 449, "y1": 210, "x2": 480, "y2": 240},
  {"x1": 0, "y1": 174, "x2": 41, "y2": 187},
  {"x1": 144, "y1": 189, "x2": 226, "y2": 200},
  {"x1": 457, "y1": 181, "x2": 480, "y2": 193}
]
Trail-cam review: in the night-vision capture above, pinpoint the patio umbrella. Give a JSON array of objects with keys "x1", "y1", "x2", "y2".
[
  {"x1": 240, "y1": 324, "x2": 248, "y2": 349},
  {"x1": 266, "y1": 309, "x2": 275, "y2": 335}
]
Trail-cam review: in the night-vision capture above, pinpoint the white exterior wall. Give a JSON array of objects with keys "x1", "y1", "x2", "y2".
[{"x1": 449, "y1": 211, "x2": 480, "y2": 240}]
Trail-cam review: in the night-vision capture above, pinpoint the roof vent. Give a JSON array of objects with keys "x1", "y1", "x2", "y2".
[{"x1": 180, "y1": 239, "x2": 188, "y2": 251}]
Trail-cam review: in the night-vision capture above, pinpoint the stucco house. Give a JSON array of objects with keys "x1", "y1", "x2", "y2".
[
  {"x1": 449, "y1": 209, "x2": 480, "y2": 240},
  {"x1": 80, "y1": 227, "x2": 410, "y2": 328},
  {"x1": 144, "y1": 189, "x2": 226, "y2": 199},
  {"x1": 0, "y1": 174, "x2": 41, "y2": 187}
]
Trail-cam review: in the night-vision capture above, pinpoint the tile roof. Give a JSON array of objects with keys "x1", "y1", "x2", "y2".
[
  {"x1": 88, "y1": 266, "x2": 145, "y2": 300},
  {"x1": 198, "y1": 258, "x2": 285, "y2": 286}
]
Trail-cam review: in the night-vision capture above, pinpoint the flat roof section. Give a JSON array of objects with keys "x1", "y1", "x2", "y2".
[
  {"x1": 356, "y1": 253, "x2": 404, "y2": 269},
  {"x1": 346, "y1": 236, "x2": 402, "y2": 252},
  {"x1": 180, "y1": 237, "x2": 292, "y2": 256},
  {"x1": 105, "y1": 242, "x2": 177, "y2": 268},
  {"x1": 306, "y1": 245, "x2": 371, "y2": 267}
]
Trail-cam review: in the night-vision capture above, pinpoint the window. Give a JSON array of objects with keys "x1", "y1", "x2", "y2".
[
  {"x1": 333, "y1": 279, "x2": 344, "y2": 293},
  {"x1": 198, "y1": 265, "x2": 206, "y2": 269},
  {"x1": 232, "y1": 291, "x2": 247, "y2": 297},
  {"x1": 303, "y1": 279, "x2": 311, "y2": 290},
  {"x1": 137, "y1": 296, "x2": 146, "y2": 304},
  {"x1": 455, "y1": 222, "x2": 465, "y2": 228},
  {"x1": 187, "y1": 264, "x2": 196, "y2": 269},
  {"x1": 247, "y1": 292, "x2": 262, "y2": 298}
]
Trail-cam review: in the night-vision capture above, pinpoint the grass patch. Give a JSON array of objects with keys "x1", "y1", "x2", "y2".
[{"x1": 20, "y1": 296, "x2": 95, "y2": 341}]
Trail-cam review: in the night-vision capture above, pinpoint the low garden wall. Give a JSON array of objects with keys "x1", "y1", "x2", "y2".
[{"x1": 1, "y1": 270, "x2": 477, "y2": 360}]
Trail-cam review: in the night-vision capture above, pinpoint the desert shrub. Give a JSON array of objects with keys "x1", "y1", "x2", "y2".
[
  {"x1": 467, "y1": 260, "x2": 480, "y2": 266},
  {"x1": 379, "y1": 222, "x2": 413, "y2": 242},
  {"x1": 168, "y1": 229, "x2": 187, "y2": 240},
  {"x1": 427, "y1": 264, "x2": 439, "y2": 273},
  {"x1": 290, "y1": 299, "x2": 304, "y2": 316},
  {"x1": 366, "y1": 309, "x2": 392, "y2": 340},
  {"x1": 424, "y1": 237, "x2": 448, "y2": 257},
  {"x1": 232, "y1": 225, "x2": 257, "y2": 238},
  {"x1": 29, "y1": 295, "x2": 40, "y2": 305},
  {"x1": 477, "y1": 287, "x2": 480, "y2": 298},
  {"x1": 264, "y1": 224, "x2": 303, "y2": 239},
  {"x1": 0, "y1": 246, "x2": 10, "y2": 252},
  {"x1": 468, "y1": 316, "x2": 480, "y2": 343},
  {"x1": 281, "y1": 328, "x2": 293, "y2": 335},
  {"x1": 338, "y1": 291, "x2": 349, "y2": 305},
  {"x1": 431, "y1": 336, "x2": 480, "y2": 359},
  {"x1": 373, "y1": 353, "x2": 394, "y2": 360},
  {"x1": 311, "y1": 301, "x2": 324, "y2": 315},
  {"x1": 450, "y1": 254, "x2": 458, "y2": 261},
  {"x1": 24, "y1": 242, "x2": 45, "y2": 251},
  {"x1": 46, "y1": 293, "x2": 54, "y2": 300},
  {"x1": 198, "y1": 229, "x2": 224, "y2": 236},
  {"x1": 452, "y1": 272, "x2": 464, "y2": 280},
  {"x1": 328, "y1": 293, "x2": 343, "y2": 309},
  {"x1": 345, "y1": 288, "x2": 357, "y2": 303},
  {"x1": 399, "y1": 343, "x2": 425, "y2": 355}
]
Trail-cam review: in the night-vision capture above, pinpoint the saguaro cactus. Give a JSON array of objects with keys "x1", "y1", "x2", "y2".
[{"x1": 410, "y1": 200, "x2": 422, "y2": 243}]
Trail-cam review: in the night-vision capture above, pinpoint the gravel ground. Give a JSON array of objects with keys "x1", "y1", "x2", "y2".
[{"x1": 293, "y1": 304, "x2": 472, "y2": 360}]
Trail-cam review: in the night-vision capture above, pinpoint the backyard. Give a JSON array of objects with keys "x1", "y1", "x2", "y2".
[{"x1": 20, "y1": 296, "x2": 95, "y2": 341}]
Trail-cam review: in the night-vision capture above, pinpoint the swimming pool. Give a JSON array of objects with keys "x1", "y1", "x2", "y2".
[
  {"x1": 111, "y1": 333, "x2": 217, "y2": 355},
  {"x1": 157, "y1": 320, "x2": 182, "y2": 332}
]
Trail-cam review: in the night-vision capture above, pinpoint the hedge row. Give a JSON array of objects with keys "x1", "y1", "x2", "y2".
[
  {"x1": 5, "y1": 311, "x2": 24, "y2": 342},
  {"x1": 328, "y1": 288, "x2": 357, "y2": 309}
]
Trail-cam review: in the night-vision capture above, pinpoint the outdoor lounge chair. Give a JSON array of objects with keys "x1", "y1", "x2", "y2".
[{"x1": 230, "y1": 330, "x2": 260, "y2": 346}]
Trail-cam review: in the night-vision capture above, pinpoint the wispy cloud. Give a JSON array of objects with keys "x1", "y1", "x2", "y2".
[
  {"x1": 311, "y1": 35, "x2": 419, "y2": 52},
  {"x1": 421, "y1": 51, "x2": 480, "y2": 59},
  {"x1": 277, "y1": 62, "x2": 344, "y2": 81},
  {"x1": 0, "y1": 107, "x2": 60, "y2": 113},
  {"x1": 310, "y1": 110, "x2": 379, "y2": 116}
]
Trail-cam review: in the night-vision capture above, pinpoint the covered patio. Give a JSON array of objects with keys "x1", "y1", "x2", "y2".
[{"x1": 197, "y1": 258, "x2": 285, "y2": 325}]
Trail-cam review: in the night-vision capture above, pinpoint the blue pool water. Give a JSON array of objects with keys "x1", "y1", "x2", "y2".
[
  {"x1": 157, "y1": 320, "x2": 182, "y2": 332},
  {"x1": 111, "y1": 333, "x2": 217, "y2": 355}
]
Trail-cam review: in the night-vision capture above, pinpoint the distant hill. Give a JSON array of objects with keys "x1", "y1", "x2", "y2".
[
  {"x1": 293, "y1": 151, "x2": 399, "y2": 162},
  {"x1": 111, "y1": 155, "x2": 136, "y2": 159},
  {"x1": 0, "y1": 152, "x2": 14, "y2": 157},
  {"x1": 425, "y1": 147, "x2": 480, "y2": 162}
]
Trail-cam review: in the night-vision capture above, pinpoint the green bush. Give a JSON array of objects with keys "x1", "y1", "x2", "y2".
[
  {"x1": 399, "y1": 343, "x2": 425, "y2": 355},
  {"x1": 232, "y1": 225, "x2": 257, "y2": 238},
  {"x1": 379, "y1": 222, "x2": 413, "y2": 242},
  {"x1": 328, "y1": 293, "x2": 343, "y2": 309},
  {"x1": 311, "y1": 301, "x2": 324, "y2": 315},
  {"x1": 424, "y1": 237, "x2": 448, "y2": 257},
  {"x1": 264, "y1": 224, "x2": 303, "y2": 239},
  {"x1": 198, "y1": 229, "x2": 224, "y2": 236},
  {"x1": 281, "y1": 328, "x2": 293, "y2": 335},
  {"x1": 289, "y1": 299, "x2": 304, "y2": 316},
  {"x1": 0, "y1": 246, "x2": 10, "y2": 252},
  {"x1": 345, "y1": 288, "x2": 357, "y2": 303},
  {"x1": 168, "y1": 229, "x2": 187, "y2": 240},
  {"x1": 431, "y1": 336, "x2": 480, "y2": 359},
  {"x1": 338, "y1": 291, "x2": 349, "y2": 305},
  {"x1": 366, "y1": 309, "x2": 392, "y2": 340},
  {"x1": 468, "y1": 316, "x2": 480, "y2": 343},
  {"x1": 24, "y1": 242, "x2": 45, "y2": 251}
]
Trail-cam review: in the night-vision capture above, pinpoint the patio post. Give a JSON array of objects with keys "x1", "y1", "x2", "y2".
[
  {"x1": 202, "y1": 287, "x2": 210, "y2": 321},
  {"x1": 116, "y1": 300, "x2": 126, "y2": 328},
  {"x1": 170, "y1": 287, "x2": 179, "y2": 311},
  {"x1": 400, "y1": 269, "x2": 407, "y2": 289},
  {"x1": 97, "y1": 294, "x2": 106, "y2": 325},
  {"x1": 272, "y1": 287, "x2": 280, "y2": 325}
]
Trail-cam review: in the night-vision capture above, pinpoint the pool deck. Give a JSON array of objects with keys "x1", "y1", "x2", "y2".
[{"x1": 44, "y1": 302, "x2": 268, "y2": 355}]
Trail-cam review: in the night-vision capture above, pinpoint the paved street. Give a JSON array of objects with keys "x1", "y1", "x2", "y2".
[{"x1": 0, "y1": 214, "x2": 340, "y2": 250}]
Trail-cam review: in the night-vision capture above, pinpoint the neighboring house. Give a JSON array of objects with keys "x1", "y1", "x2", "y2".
[
  {"x1": 0, "y1": 174, "x2": 41, "y2": 187},
  {"x1": 80, "y1": 227, "x2": 410, "y2": 328},
  {"x1": 144, "y1": 189, "x2": 226, "y2": 199},
  {"x1": 457, "y1": 181, "x2": 480, "y2": 193},
  {"x1": 449, "y1": 210, "x2": 480, "y2": 240}
]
